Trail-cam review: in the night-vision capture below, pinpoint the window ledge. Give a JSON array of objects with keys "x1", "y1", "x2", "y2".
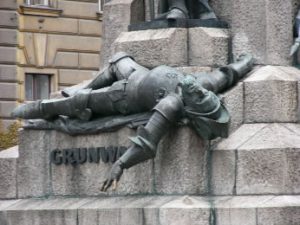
[{"x1": 19, "y1": 4, "x2": 63, "y2": 17}]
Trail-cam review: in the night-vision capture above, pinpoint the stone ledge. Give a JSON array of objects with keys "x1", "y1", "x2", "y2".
[
  {"x1": 0, "y1": 195, "x2": 300, "y2": 225},
  {"x1": 212, "y1": 123, "x2": 300, "y2": 195},
  {"x1": 19, "y1": 4, "x2": 62, "y2": 17}
]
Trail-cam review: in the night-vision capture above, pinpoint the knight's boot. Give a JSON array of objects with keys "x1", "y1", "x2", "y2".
[
  {"x1": 221, "y1": 54, "x2": 254, "y2": 82},
  {"x1": 166, "y1": 0, "x2": 188, "y2": 20},
  {"x1": 61, "y1": 52, "x2": 142, "y2": 97},
  {"x1": 167, "y1": 8, "x2": 187, "y2": 20},
  {"x1": 197, "y1": 0, "x2": 217, "y2": 20},
  {"x1": 116, "y1": 94, "x2": 183, "y2": 169},
  {"x1": 12, "y1": 89, "x2": 92, "y2": 121}
]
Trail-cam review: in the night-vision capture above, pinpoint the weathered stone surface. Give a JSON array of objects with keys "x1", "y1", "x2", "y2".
[
  {"x1": 155, "y1": 127, "x2": 208, "y2": 195},
  {"x1": 78, "y1": 196, "x2": 175, "y2": 225},
  {"x1": 112, "y1": 28, "x2": 187, "y2": 68},
  {"x1": 100, "y1": 0, "x2": 145, "y2": 67},
  {"x1": 0, "y1": 29, "x2": 17, "y2": 45},
  {"x1": 17, "y1": 129, "x2": 51, "y2": 198},
  {"x1": 0, "y1": 10, "x2": 17, "y2": 27},
  {"x1": 244, "y1": 66, "x2": 300, "y2": 123},
  {"x1": 1, "y1": 196, "x2": 300, "y2": 225},
  {"x1": 160, "y1": 196, "x2": 211, "y2": 225},
  {"x1": 211, "y1": 0, "x2": 294, "y2": 65},
  {"x1": 210, "y1": 149, "x2": 236, "y2": 195},
  {"x1": 257, "y1": 196, "x2": 300, "y2": 225},
  {"x1": 215, "y1": 123, "x2": 268, "y2": 151},
  {"x1": 0, "y1": 83, "x2": 20, "y2": 100},
  {"x1": 0, "y1": 65, "x2": 17, "y2": 82},
  {"x1": 236, "y1": 123, "x2": 300, "y2": 195},
  {"x1": 189, "y1": 27, "x2": 229, "y2": 67},
  {"x1": 0, "y1": 146, "x2": 18, "y2": 199},
  {"x1": 221, "y1": 82, "x2": 243, "y2": 133},
  {"x1": 4, "y1": 198, "x2": 93, "y2": 225},
  {"x1": 50, "y1": 128, "x2": 154, "y2": 196},
  {"x1": 214, "y1": 123, "x2": 300, "y2": 195}
]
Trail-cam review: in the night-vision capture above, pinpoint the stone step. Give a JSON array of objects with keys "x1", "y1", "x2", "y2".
[
  {"x1": 0, "y1": 195, "x2": 300, "y2": 225},
  {"x1": 212, "y1": 123, "x2": 300, "y2": 196}
]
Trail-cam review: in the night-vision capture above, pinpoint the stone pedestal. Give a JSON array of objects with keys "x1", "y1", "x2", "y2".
[
  {"x1": 16, "y1": 127, "x2": 209, "y2": 198},
  {"x1": 111, "y1": 27, "x2": 229, "y2": 68}
]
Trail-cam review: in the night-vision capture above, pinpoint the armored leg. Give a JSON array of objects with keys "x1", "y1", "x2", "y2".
[
  {"x1": 12, "y1": 89, "x2": 93, "y2": 121},
  {"x1": 195, "y1": 54, "x2": 254, "y2": 93},
  {"x1": 62, "y1": 52, "x2": 148, "y2": 97},
  {"x1": 101, "y1": 94, "x2": 183, "y2": 191},
  {"x1": 195, "y1": 0, "x2": 217, "y2": 20},
  {"x1": 166, "y1": 0, "x2": 188, "y2": 19}
]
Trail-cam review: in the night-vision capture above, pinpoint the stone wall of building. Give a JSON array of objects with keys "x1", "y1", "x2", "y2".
[{"x1": 0, "y1": 0, "x2": 103, "y2": 128}]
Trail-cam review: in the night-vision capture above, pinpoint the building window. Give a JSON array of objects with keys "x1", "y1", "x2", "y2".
[
  {"x1": 25, "y1": 74, "x2": 51, "y2": 101},
  {"x1": 25, "y1": 0, "x2": 50, "y2": 7}
]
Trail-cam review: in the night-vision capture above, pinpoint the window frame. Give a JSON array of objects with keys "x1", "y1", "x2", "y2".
[{"x1": 25, "y1": 73, "x2": 52, "y2": 101}]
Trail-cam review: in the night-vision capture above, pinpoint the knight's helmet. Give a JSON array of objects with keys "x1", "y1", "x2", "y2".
[{"x1": 179, "y1": 75, "x2": 230, "y2": 140}]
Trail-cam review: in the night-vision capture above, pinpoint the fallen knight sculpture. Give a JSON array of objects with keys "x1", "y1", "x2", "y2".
[{"x1": 12, "y1": 52, "x2": 254, "y2": 191}]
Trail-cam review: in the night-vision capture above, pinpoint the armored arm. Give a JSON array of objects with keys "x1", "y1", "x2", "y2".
[{"x1": 101, "y1": 94, "x2": 184, "y2": 191}]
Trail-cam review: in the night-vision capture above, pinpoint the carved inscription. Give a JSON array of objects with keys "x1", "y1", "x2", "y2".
[{"x1": 50, "y1": 146, "x2": 127, "y2": 165}]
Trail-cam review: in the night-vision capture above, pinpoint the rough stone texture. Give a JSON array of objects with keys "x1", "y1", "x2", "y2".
[
  {"x1": 236, "y1": 123, "x2": 300, "y2": 195},
  {"x1": 112, "y1": 28, "x2": 188, "y2": 68},
  {"x1": 78, "y1": 196, "x2": 175, "y2": 225},
  {"x1": 214, "y1": 123, "x2": 300, "y2": 195},
  {"x1": 50, "y1": 128, "x2": 154, "y2": 196},
  {"x1": 17, "y1": 129, "x2": 51, "y2": 198},
  {"x1": 210, "y1": 149, "x2": 236, "y2": 195},
  {"x1": 188, "y1": 27, "x2": 229, "y2": 67},
  {"x1": 4, "y1": 198, "x2": 93, "y2": 225},
  {"x1": 160, "y1": 196, "x2": 211, "y2": 225},
  {"x1": 154, "y1": 127, "x2": 208, "y2": 195},
  {"x1": 0, "y1": 147, "x2": 18, "y2": 199},
  {"x1": 244, "y1": 66, "x2": 300, "y2": 123},
  {"x1": 100, "y1": 0, "x2": 145, "y2": 67},
  {"x1": 211, "y1": 0, "x2": 294, "y2": 66},
  {"x1": 1, "y1": 196, "x2": 300, "y2": 224},
  {"x1": 220, "y1": 82, "x2": 244, "y2": 134},
  {"x1": 257, "y1": 196, "x2": 300, "y2": 225}
]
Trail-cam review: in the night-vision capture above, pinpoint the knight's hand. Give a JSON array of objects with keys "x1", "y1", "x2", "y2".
[{"x1": 101, "y1": 160, "x2": 124, "y2": 192}]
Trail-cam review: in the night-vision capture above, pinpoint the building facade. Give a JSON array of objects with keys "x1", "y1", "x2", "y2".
[{"x1": 0, "y1": 0, "x2": 103, "y2": 128}]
